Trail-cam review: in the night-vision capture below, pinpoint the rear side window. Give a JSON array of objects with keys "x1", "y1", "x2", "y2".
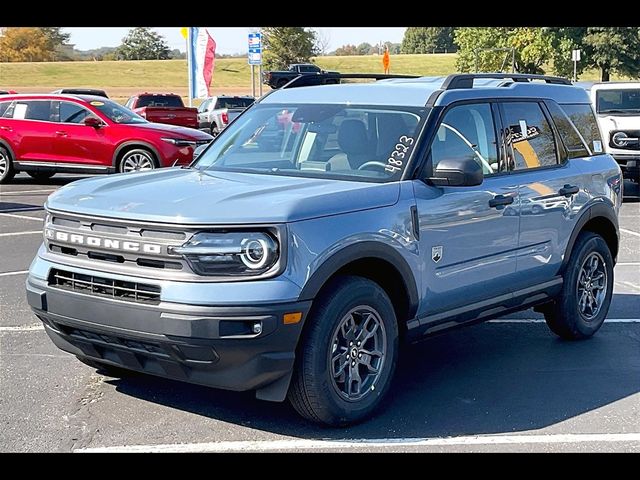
[
  {"x1": 0, "y1": 101, "x2": 11, "y2": 117},
  {"x1": 546, "y1": 102, "x2": 589, "y2": 158},
  {"x1": 136, "y1": 95, "x2": 183, "y2": 108},
  {"x1": 560, "y1": 104, "x2": 604, "y2": 155},
  {"x1": 12, "y1": 101, "x2": 53, "y2": 121},
  {"x1": 501, "y1": 102, "x2": 558, "y2": 171}
]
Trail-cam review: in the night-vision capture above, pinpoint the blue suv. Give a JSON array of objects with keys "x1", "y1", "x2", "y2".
[{"x1": 27, "y1": 73, "x2": 622, "y2": 426}]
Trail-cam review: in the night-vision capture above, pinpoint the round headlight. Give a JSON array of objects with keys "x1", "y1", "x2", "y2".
[
  {"x1": 612, "y1": 131, "x2": 629, "y2": 147},
  {"x1": 241, "y1": 237, "x2": 272, "y2": 269}
]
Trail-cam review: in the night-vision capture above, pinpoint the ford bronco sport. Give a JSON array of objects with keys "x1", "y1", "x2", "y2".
[{"x1": 27, "y1": 73, "x2": 622, "y2": 426}]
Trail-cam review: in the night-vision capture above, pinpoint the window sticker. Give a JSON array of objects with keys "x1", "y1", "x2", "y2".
[
  {"x1": 593, "y1": 140, "x2": 603, "y2": 153},
  {"x1": 519, "y1": 120, "x2": 528, "y2": 139},
  {"x1": 385, "y1": 135, "x2": 415, "y2": 174},
  {"x1": 90, "y1": 101, "x2": 105, "y2": 106},
  {"x1": 13, "y1": 103, "x2": 27, "y2": 119}
]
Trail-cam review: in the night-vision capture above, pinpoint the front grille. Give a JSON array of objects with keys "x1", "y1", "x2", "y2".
[{"x1": 49, "y1": 269, "x2": 161, "y2": 305}]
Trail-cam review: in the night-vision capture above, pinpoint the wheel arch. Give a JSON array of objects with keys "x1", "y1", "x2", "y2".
[
  {"x1": 562, "y1": 202, "x2": 619, "y2": 272},
  {"x1": 0, "y1": 139, "x2": 16, "y2": 161},
  {"x1": 298, "y1": 242, "x2": 419, "y2": 330},
  {"x1": 112, "y1": 141, "x2": 161, "y2": 168}
]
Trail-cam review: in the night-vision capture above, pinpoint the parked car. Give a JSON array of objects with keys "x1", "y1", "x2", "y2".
[
  {"x1": 584, "y1": 82, "x2": 640, "y2": 183},
  {"x1": 52, "y1": 88, "x2": 109, "y2": 98},
  {"x1": 125, "y1": 93, "x2": 198, "y2": 129},
  {"x1": 27, "y1": 73, "x2": 621, "y2": 426},
  {"x1": 197, "y1": 95, "x2": 255, "y2": 136},
  {"x1": 0, "y1": 94, "x2": 212, "y2": 182},
  {"x1": 262, "y1": 63, "x2": 340, "y2": 89}
]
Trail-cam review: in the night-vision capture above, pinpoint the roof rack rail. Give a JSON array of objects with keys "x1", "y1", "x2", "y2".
[
  {"x1": 441, "y1": 73, "x2": 571, "y2": 90},
  {"x1": 282, "y1": 73, "x2": 420, "y2": 89}
]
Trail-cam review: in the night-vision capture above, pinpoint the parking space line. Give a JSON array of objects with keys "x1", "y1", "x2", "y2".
[
  {"x1": 491, "y1": 318, "x2": 640, "y2": 323},
  {"x1": 74, "y1": 432, "x2": 640, "y2": 453},
  {"x1": 621, "y1": 228, "x2": 640, "y2": 237},
  {"x1": 0, "y1": 325, "x2": 44, "y2": 332},
  {"x1": 0, "y1": 189, "x2": 55, "y2": 196},
  {"x1": 0, "y1": 230, "x2": 42, "y2": 237},
  {"x1": 0, "y1": 213, "x2": 44, "y2": 222},
  {"x1": 0, "y1": 207, "x2": 43, "y2": 213},
  {"x1": 0, "y1": 270, "x2": 29, "y2": 277},
  {"x1": 617, "y1": 262, "x2": 640, "y2": 266}
]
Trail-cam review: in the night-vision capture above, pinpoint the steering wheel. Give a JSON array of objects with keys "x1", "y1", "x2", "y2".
[{"x1": 357, "y1": 161, "x2": 388, "y2": 171}]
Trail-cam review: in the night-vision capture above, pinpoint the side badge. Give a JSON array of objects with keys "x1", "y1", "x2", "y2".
[{"x1": 432, "y1": 246, "x2": 443, "y2": 264}]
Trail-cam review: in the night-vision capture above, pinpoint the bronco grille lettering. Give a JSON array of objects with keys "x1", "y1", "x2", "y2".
[{"x1": 45, "y1": 228, "x2": 162, "y2": 255}]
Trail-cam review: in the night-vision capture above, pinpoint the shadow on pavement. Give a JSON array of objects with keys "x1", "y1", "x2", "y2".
[{"x1": 105, "y1": 293, "x2": 640, "y2": 439}]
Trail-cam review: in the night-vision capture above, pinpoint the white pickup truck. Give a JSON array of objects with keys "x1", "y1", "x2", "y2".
[
  {"x1": 197, "y1": 95, "x2": 255, "y2": 136},
  {"x1": 587, "y1": 82, "x2": 640, "y2": 183}
]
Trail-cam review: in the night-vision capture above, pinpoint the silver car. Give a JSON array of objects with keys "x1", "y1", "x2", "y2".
[{"x1": 197, "y1": 95, "x2": 255, "y2": 136}]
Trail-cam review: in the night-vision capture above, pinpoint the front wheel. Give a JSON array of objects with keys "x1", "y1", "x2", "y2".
[
  {"x1": 118, "y1": 149, "x2": 157, "y2": 173},
  {"x1": 288, "y1": 276, "x2": 398, "y2": 426},
  {"x1": 544, "y1": 232, "x2": 614, "y2": 340}
]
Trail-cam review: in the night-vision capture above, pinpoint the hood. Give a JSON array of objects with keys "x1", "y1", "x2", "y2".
[
  {"x1": 596, "y1": 114, "x2": 640, "y2": 131},
  {"x1": 46, "y1": 168, "x2": 400, "y2": 224},
  {"x1": 131, "y1": 122, "x2": 212, "y2": 140}
]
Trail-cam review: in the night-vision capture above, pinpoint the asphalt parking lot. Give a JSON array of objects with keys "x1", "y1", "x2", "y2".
[{"x1": 1, "y1": 173, "x2": 638, "y2": 453}]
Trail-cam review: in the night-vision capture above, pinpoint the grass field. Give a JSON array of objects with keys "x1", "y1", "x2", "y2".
[{"x1": 0, "y1": 54, "x2": 630, "y2": 103}]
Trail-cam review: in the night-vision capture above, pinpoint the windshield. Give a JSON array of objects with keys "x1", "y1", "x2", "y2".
[
  {"x1": 194, "y1": 103, "x2": 428, "y2": 182},
  {"x1": 215, "y1": 97, "x2": 254, "y2": 109},
  {"x1": 596, "y1": 89, "x2": 640, "y2": 114},
  {"x1": 91, "y1": 100, "x2": 147, "y2": 124}
]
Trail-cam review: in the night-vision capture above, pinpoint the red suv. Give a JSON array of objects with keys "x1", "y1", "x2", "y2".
[{"x1": 0, "y1": 94, "x2": 212, "y2": 183}]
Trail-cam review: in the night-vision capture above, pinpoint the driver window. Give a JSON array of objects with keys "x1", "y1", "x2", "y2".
[
  {"x1": 431, "y1": 103, "x2": 501, "y2": 175},
  {"x1": 59, "y1": 102, "x2": 91, "y2": 124}
]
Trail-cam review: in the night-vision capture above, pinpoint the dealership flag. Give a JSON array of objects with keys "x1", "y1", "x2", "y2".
[{"x1": 188, "y1": 27, "x2": 216, "y2": 99}]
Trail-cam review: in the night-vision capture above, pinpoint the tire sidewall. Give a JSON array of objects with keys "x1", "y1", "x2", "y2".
[
  {"x1": 560, "y1": 234, "x2": 614, "y2": 337},
  {"x1": 0, "y1": 145, "x2": 15, "y2": 183},
  {"x1": 300, "y1": 277, "x2": 399, "y2": 424}
]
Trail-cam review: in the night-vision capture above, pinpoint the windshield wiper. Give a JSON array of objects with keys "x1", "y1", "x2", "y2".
[{"x1": 599, "y1": 108, "x2": 640, "y2": 114}]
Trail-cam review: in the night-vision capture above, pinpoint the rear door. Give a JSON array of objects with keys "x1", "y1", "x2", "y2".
[
  {"x1": 498, "y1": 100, "x2": 586, "y2": 288},
  {"x1": 50, "y1": 100, "x2": 113, "y2": 166},
  {"x1": 413, "y1": 102, "x2": 520, "y2": 319},
  {"x1": 1, "y1": 100, "x2": 55, "y2": 162}
]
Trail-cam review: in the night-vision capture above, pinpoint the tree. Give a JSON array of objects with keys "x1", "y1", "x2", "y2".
[
  {"x1": 582, "y1": 27, "x2": 640, "y2": 81},
  {"x1": 115, "y1": 27, "x2": 171, "y2": 60},
  {"x1": 0, "y1": 27, "x2": 53, "y2": 62},
  {"x1": 262, "y1": 27, "x2": 318, "y2": 70},
  {"x1": 315, "y1": 29, "x2": 331, "y2": 56},
  {"x1": 334, "y1": 44, "x2": 359, "y2": 56},
  {"x1": 454, "y1": 27, "x2": 551, "y2": 74},
  {"x1": 357, "y1": 42, "x2": 372, "y2": 55},
  {"x1": 39, "y1": 27, "x2": 70, "y2": 50},
  {"x1": 401, "y1": 27, "x2": 456, "y2": 54},
  {"x1": 544, "y1": 27, "x2": 588, "y2": 78}
]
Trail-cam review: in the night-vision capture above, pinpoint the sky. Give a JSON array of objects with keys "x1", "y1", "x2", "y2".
[{"x1": 66, "y1": 27, "x2": 407, "y2": 55}]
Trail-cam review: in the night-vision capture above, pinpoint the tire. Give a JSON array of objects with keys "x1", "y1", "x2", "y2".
[
  {"x1": 288, "y1": 275, "x2": 399, "y2": 426},
  {"x1": 210, "y1": 123, "x2": 220, "y2": 137},
  {"x1": 76, "y1": 356, "x2": 136, "y2": 378},
  {"x1": 544, "y1": 232, "x2": 614, "y2": 340},
  {"x1": 118, "y1": 148, "x2": 157, "y2": 173},
  {"x1": 0, "y1": 145, "x2": 16, "y2": 184},
  {"x1": 27, "y1": 171, "x2": 55, "y2": 181}
]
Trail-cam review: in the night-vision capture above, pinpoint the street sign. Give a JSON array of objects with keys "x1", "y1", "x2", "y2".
[
  {"x1": 248, "y1": 33, "x2": 262, "y2": 65},
  {"x1": 572, "y1": 49, "x2": 581, "y2": 62}
]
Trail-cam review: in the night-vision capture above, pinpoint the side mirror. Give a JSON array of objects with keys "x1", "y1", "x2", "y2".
[
  {"x1": 428, "y1": 156, "x2": 484, "y2": 187},
  {"x1": 84, "y1": 116, "x2": 103, "y2": 128}
]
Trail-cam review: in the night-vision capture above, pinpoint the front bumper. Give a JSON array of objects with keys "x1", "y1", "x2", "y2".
[{"x1": 26, "y1": 260, "x2": 310, "y2": 401}]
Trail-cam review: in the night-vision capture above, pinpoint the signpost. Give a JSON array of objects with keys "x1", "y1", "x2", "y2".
[
  {"x1": 248, "y1": 32, "x2": 263, "y2": 97},
  {"x1": 572, "y1": 49, "x2": 581, "y2": 83}
]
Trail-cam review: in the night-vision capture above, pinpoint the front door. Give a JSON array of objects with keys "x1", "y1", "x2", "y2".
[{"x1": 413, "y1": 102, "x2": 519, "y2": 320}]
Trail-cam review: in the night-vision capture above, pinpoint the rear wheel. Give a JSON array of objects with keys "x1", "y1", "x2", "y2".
[
  {"x1": 288, "y1": 276, "x2": 398, "y2": 426},
  {"x1": 210, "y1": 123, "x2": 220, "y2": 137},
  {"x1": 0, "y1": 146, "x2": 15, "y2": 184},
  {"x1": 27, "y1": 171, "x2": 55, "y2": 181},
  {"x1": 118, "y1": 148, "x2": 157, "y2": 173},
  {"x1": 544, "y1": 232, "x2": 614, "y2": 340}
]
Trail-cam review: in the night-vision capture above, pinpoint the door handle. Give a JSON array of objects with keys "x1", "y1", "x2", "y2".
[
  {"x1": 0, "y1": 126, "x2": 12, "y2": 131},
  {"x1": 55, "y1": 130, "x2": 67, "y2": 136},
  {"x1": 489, "y1": 194, "x2": 515, "y2": 208},
  {"x1": 558, "y1": 184, "x2": 579, "y2": 197}
]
